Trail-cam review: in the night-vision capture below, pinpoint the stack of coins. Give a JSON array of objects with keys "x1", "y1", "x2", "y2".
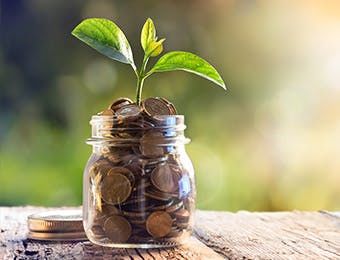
[{"x1": 85, "y1": 97, "x2": 194, "y2": 245}]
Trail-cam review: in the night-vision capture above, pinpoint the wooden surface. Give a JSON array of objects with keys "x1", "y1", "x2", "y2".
[{"x1": 0, "y1": 207, "x2": 339, "y2": 259}]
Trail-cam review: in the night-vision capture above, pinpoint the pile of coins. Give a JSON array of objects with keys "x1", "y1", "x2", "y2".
[{"x1": 85, "y1": 97, "x2": 194, "y2": 245}]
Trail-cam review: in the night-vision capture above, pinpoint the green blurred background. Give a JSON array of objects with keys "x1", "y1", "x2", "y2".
[{"x1": 1, "y1": 0, "x2": 339, "y2": 211}]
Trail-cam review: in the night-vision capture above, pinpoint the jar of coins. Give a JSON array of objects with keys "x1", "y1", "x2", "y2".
[{"x1": 83, "y1": 97, "x2": 196, "y2": 248}]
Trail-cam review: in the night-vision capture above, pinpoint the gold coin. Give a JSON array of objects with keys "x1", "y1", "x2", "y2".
[
  {"x1": 146, "y1": 211, "x2": 173, "y2": 238},
  {"x1": 103, "y1": 215, "x2": 132, "y2": 243},
  {"x1": 109, "y1": 97, "x2": 133, "y2": 111},
  {"x1": 101, "y1": 173, "x2": 132, "y2": 205},
  {"x1": 141, "y1": 97, "x2": 174, "y2": 117},
  {"x1": 151, "y1": 163, "x2": 181, "y2": 193}
]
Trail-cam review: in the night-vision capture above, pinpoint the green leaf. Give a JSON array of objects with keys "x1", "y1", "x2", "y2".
[
  {"x1": 141, "y1": 18, "x2": 157, "y2": 52},
  {"x1": 72, "y1": 18, "x2": 135, "y2": 67},
  {"x1": 146, "y1": 38, "x2": 165, "y2": 57},
  {"x1": 150, "y1": 51, "x2": 226, "y2": 89}
]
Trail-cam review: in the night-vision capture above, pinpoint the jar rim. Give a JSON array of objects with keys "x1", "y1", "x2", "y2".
[{"x1": 87, "y1": 114, "x2": 190, "y2": 146}]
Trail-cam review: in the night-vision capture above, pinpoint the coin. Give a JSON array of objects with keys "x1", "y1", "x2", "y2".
[
  {"x1": 165, "y1": 200, "x2": 183, "y2": 213},
  {"x1": 167, "y1": 226, "x2": 183, "y2": 238},
  {"x1": 141, "y1": 97, "x2": 175, "y2": 117},
  {"x1": 115, "y1": 104, "x2": 142, "y2": 119},
  {"x1": 98, "y1": 108, "x2": 115, "y2": 116},
  {"x1": 157, "y1": 97, "x2": 177, "y2": 115},
  {"x1": 101, "y1": 173, "x2": 132, "y2": 205},
  {"x1": 109, "y1": 97, "x2": 133, "y2": 111},
  {"x1": 102, "y1": 152, "x2": 122, "y2": 165},
  {"x1": 90, "y1": 159, "x2": 112, "y2": 178},
  {"x1": 174, "y1": 208, "x2": 190, "y2": 223},
  {"x1": 146, "y1": 211, "x2": 173, "y2": 238},
  {"x1": 101, "y1": 203, "x2": 120, "y2": 216},
  {"x1": 144, "y1": 188, "x2": 174, "y2": 201},
  {"x1": 107, "y1": 167, "x2": 135, "y2": 186},
  {"x1": 122, "y1": 210, "x2": 148, "y2": 218},
  {"x1": 152, "y1": 200, "x2": 174, "y2": 211},
  {"x1": 140, "y1": 131, "x2": 165, "y2": 158},
  {"x1": 103, "y1": 215, "x2": 132, "y2": 243},
  {"x1": 151, "y1": 163, "x2": 181, "y2": 193},
  {"x1": 90, "y1": 225, "x2": 106, "y2": 239}
]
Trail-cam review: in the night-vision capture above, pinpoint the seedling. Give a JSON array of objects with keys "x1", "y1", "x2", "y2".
[{"x1": 72, "y1": 18, "x2": 226, "y2": 105}]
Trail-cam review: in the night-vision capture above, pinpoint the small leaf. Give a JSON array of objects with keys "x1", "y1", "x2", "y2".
[
  {"x1": 151, "y1": 51, "x2": 226, "y2": 89},
  {"x1": 146, "y1": 38, "x2": 165, "y2": 57},
  {"x1": 72, "y1": 18, "x2": 135, "y2": 67},
  {"x1": 141, "y1": 18, "x2": 156, "y2": 52}
]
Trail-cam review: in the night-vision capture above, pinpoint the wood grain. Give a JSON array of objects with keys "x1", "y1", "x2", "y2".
[
  {"x1": 195, "y1": 210, "x2": 340, "y2": 260},
  {"x1": 1, "y1": 207, "x2": 339, "y2": 259},
  {"x1": 0, "y1": 206, "x2": 222, "y2": 260}
]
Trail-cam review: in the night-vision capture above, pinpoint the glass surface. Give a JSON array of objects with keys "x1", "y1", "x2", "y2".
[{"x1": 83, "y1": 115, "x2": 195, "y2": 248}]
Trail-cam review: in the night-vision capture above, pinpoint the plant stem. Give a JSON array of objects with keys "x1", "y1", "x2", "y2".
[
  {"x1": 136, "y1": 77, "x2": 145, "y2": 105},
  {"x1": 136, "y1": 55, "x2": 149, "y2": 105}
]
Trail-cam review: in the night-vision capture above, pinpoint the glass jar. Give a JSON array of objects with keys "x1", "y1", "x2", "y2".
[{"x1": 83, "y1": 114, "x2": 195, "y2": 248}]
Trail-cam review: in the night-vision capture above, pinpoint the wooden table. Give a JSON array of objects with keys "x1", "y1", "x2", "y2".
[{"x1": 0, "y1": 207, "x2": 339, "y2": 259}]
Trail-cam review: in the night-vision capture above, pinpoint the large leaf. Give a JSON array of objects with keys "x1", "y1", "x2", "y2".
[
  {"x1": 151, "y1": 51, "x2": 226, "y2": 89},
  {"x1": 72, "y1": 18, "x2": 135, "y2": 67},
  {"x1": 141, "y1": 18, "x2": 156, "y2": 51}
]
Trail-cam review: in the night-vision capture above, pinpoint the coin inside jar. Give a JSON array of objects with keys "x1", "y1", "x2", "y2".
[
  {"x1": 157, "y1": 97, "x2": 177, "y2": 115},
  {"x1": 174, "y1": 208, "x2": 190, "y2": 223},
  {"x1": 141, "y1": 97, "x2": 175, "y2": 117},
  {"x1": 98, "y1": 108, "x2": 115, "y2": 116},
  {"x1": 106, "y1": 167, "x2": 135, "y2": 186},
  {"x1": 109, "y1": 97, "x2": 133, "y2": 111},
  {"x1": 151, "y1": 163, "x2": 181, "y2": 193},
  {"x1": 101, "y1": 173, "x2": 132, "y2": 205},
  {"x1": 115, "y1": 104, "x2": 142, "y2": 119},
  {"x1": 103, "y1": 215, "x2": 132, "y2": 243},
  {"x1": 146, "y1": 211, "x2": 173, "y2": 238},
  {"x1": 140, "y1": 131, "x2": 165, "y2": 158}
]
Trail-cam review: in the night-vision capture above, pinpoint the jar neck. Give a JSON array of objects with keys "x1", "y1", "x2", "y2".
[{"x1": 87, "y1": 115, "x2": 190, "y2": 147}]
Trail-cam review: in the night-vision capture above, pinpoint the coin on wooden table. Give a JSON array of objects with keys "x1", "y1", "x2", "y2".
[
  {"x1": 146, "y1": 211, "x2": 173, "y2": 238},
  {"x1": 109, "y1": 97, "x2": 133, "y2": 111},
  {"x1": 103, "y1": 215, "x2": 132, "y2": 243},
  {"x1": 141, "y1": 97, "x2": 175, "y2": 117},
  {"x1": 101, "y1": 173, "x2": 132, "y2": 205},
  {"x1": 115, "y1": 104, "x2": 142, "y2": 119},
  {"x1": 151, "y1": 163, "x2": 181, "y2": 193}
]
